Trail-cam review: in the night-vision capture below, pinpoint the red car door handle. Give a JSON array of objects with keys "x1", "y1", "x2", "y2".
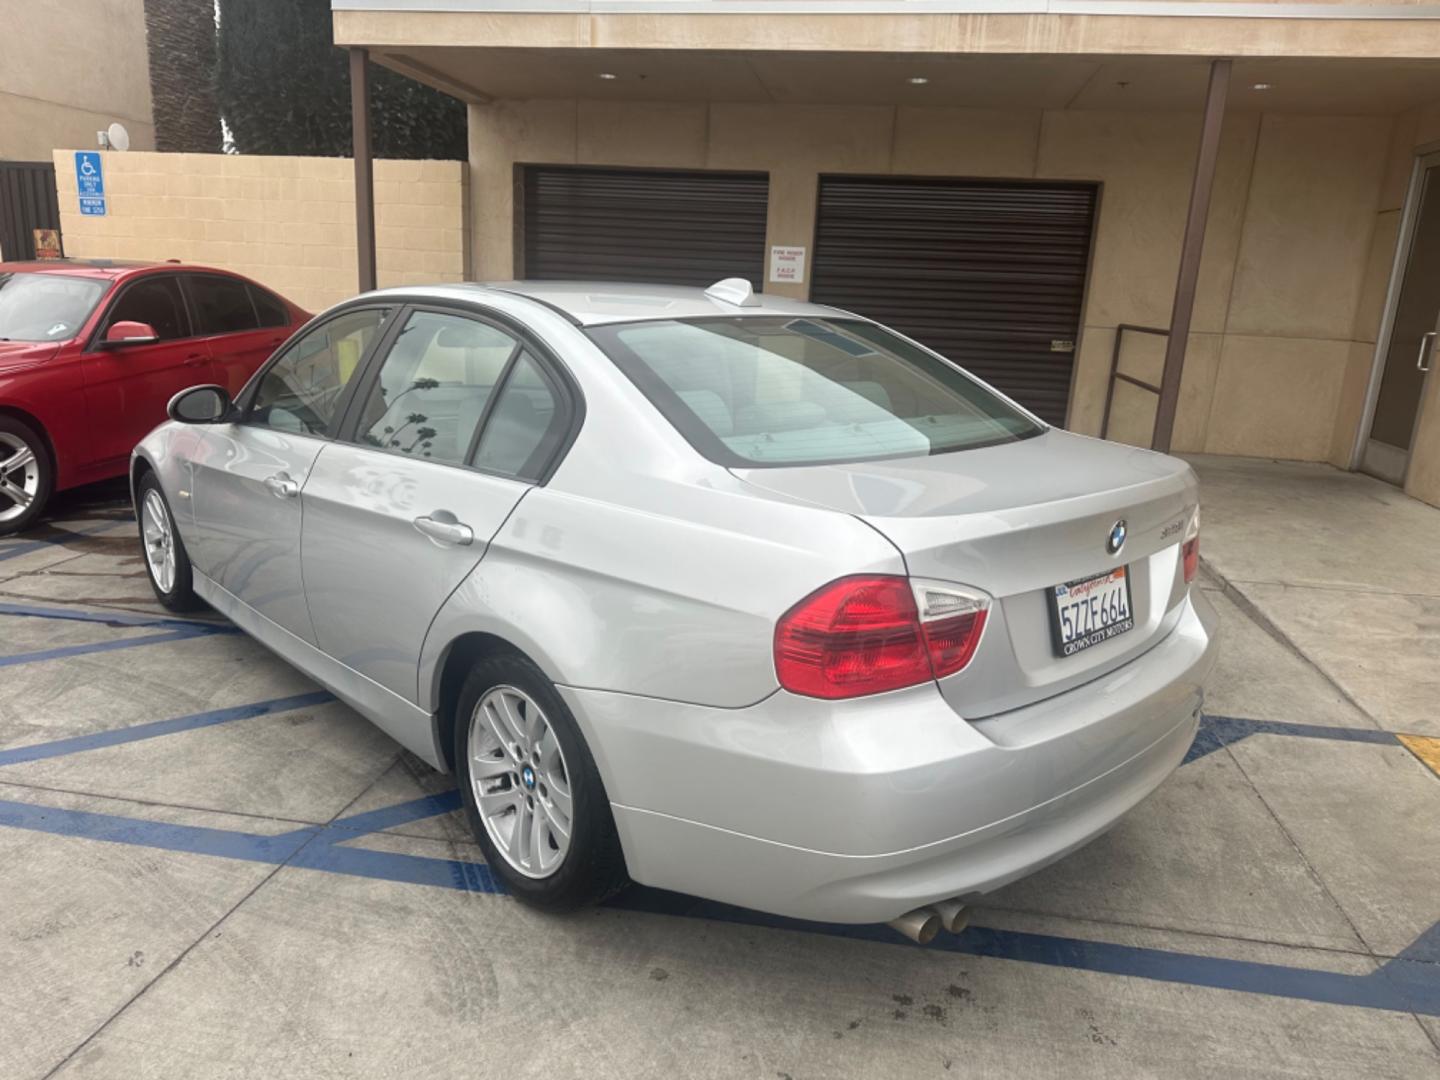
[{"x1": 184, "y1": 352, "x2": 207, "y2": 366}]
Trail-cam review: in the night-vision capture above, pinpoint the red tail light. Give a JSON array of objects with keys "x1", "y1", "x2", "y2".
[
  {"x1": 1182, "y1": 507, "x2": 1201, "y2": 584},
  {"x1": 774, "y1": 575, "x2": 989, "y2": 700}
]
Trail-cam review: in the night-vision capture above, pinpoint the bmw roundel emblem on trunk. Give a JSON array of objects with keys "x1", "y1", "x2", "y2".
[{"x1": 1107, "y1": 519, "x2": 1128, "y2": 555}]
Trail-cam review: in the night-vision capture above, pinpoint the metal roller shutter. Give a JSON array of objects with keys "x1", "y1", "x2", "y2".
[
  {"x1": 521, "y1": 166, "x2": 769, "y2": 288},
  {"x1": 0, "y1": 161, "x2": 62, "y2": 262},
  {"x1": 810, "y1": 176, "x2": 1098, "y2": 427}
]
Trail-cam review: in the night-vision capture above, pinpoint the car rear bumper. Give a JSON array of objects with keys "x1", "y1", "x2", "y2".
[{"x1": 560, "y1": 589, "x2": 1218, "y2": 925}]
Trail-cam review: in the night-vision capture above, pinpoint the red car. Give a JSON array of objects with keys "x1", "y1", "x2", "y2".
[{"x1": 0, "y1": 259, "x2": 309, "y2": 534}]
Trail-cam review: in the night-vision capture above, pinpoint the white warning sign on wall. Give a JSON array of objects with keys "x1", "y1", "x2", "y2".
[{"x1": 768, "y1": 245, "x2": 807, "y2": 285}]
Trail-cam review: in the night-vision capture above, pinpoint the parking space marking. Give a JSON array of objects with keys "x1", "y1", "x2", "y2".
[
  {"x1": 0, "y1": 519, "x2": 131, "y2": 564},
  {"x1": 5, "y1": 789, "x2": 1435, "y2": 1017},
  {"x1": 0, "y1": 600, "x2": 242, "y2": 668},
  {"x1": 0, "y1": 600, "x2": 231, "y2": 632},
  {"x1": 1398, "y1": 734, "x2": 1440, "y2": 780},
  {"x1": 2, "y1": 626, "x2": 1436, "y2": 1020},
  {"x1": 0, "y1": 691, "x2": 333, "y2": 766},
  {"x1": 1185, "y1": 714, "x2": 1401, "y2": 764},
  {"x1": 0, "y1": 627, "x2": 235, "y2": 668},
  {"x1": 0, "y1": 796, "x2": 316, "y2": 864}
]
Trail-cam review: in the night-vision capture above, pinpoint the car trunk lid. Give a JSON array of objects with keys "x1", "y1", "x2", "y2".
[{"x1": 734, "y1": 429, "x2": 1199, "y2": 718}]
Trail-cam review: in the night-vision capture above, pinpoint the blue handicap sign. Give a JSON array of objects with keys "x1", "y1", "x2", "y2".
[{"x1": 75, "y1": 151, "x2": 106, "y2": 216}]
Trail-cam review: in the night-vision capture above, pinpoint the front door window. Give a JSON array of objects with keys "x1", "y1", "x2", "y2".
[{"x1": 247, "y1": 307, "x2": 389, "y2": 436}]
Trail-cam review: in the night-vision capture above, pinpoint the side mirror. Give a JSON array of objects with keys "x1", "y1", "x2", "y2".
[
  {"x1": 167, "y1": 384, "x2": 233, "y2": 424},
  {"x1": 103, "y1": 320, "x2": 159, "y2": 347}
]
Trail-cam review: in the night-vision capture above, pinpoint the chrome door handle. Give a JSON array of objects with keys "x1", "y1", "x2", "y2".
[
  {"x1": 263, "y1": 473, "x2": 300, "y2": 498},
  {"x1": 413, "y1": 514, "x2": 474, "y2": 546},
  {"x1": 1420, "y1": 331, "x2": 1438, "y2": 373}
]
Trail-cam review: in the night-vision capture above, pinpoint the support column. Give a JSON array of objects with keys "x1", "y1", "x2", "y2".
[
  {"x1": 1152, "y1": 58, "x2": 1231, "y2": 453},
  {"x1": 350, "y1": 47, "x2": 377, "y2": 294}
]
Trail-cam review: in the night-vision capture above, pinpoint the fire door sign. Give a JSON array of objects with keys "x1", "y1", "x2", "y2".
[{"x1": 769, "y1": 245, "x2": 806, "y2": 285}]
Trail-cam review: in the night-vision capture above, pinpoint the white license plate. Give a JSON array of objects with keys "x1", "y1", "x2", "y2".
[{"x1": 1050, "y1": 567, "x2": 1134, "y2": 657}]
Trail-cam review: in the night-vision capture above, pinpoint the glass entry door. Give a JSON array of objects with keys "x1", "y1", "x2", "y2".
[{"x1": 1363, "y1": 152, "x2": 1440, "y2": 484}]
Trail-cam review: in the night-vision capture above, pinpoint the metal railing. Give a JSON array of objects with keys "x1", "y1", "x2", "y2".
[{"x1": 1100, "y1": 323, "x2": 1168, "y2": 445}]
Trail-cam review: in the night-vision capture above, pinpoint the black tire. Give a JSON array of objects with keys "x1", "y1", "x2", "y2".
[
  {"x1": 455, "y1": 653, "x2": 628, "y2": 911},
  {"x1": 0, "y1": 415, "x2": 53, "y2": 537},
  {"x1": 135, "y1": 471, "x2": 205, "y2": 613}
]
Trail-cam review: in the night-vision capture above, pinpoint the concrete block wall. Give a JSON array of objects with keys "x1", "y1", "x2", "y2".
[
  {"x1": 53, "y1": 151, "x2": 466, "y2": 313},
  {"x1": 469, "y1": 99, "x2": 1396, "y2": 464}
]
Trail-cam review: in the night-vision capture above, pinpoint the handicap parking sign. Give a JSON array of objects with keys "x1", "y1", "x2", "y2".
[{"x1": 75, "y1": 151, "x2": 106, "y2": 216}]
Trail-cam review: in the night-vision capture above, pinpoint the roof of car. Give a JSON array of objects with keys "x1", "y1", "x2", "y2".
[
  {"x1": 0, "y1": 258, "x2": 159, "y2": 276},
  {"x1": 473, "y1": 280, "x2": 855, "y2": 327}
]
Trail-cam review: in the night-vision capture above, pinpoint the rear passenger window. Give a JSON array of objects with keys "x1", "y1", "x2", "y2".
[
  {"x1": 188, "y1": 275, "x2": 259, "y2": 334},
  {"x1": 471, "y1": 353, "x2": 563, "y2": 481},
  {"x1": 249, "y1": 285, "x2": 290, "y2": 328},
  {"x1": 354, "y1": 311, "x2": 518, "y2": 466}
]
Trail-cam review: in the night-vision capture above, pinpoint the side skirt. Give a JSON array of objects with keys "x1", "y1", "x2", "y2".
[{"x1": 194, "y1": 572, "x2": 444, "y2": 769}]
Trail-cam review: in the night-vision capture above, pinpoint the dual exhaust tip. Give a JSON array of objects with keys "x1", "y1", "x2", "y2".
[{"x1": 888, "y1": 898, "x2": 970, "y2": 945}]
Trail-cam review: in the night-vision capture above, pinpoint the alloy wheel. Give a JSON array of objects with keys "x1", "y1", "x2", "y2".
[
  {"x1": 0, "y1": 433, "x2": 40, "y2": 524},
  {"x1": 467, "y1": 684, "x2": 574, "y2": 878},
  {"x1": 141, "y1": 489, "x2": 176, "y2": 594}
]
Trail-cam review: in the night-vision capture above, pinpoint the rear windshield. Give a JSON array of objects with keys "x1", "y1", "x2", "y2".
[
  {"x1": 0, "y1": 272, "x2": 107, "y2": 342},
  {"x1": 587, "y1": 316, "x2": 1044, "y2": 467}
]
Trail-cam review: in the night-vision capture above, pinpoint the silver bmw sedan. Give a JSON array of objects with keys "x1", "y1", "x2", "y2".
[{"x1": 133, "y1": 278, "x2": 1217, "y2": 943}]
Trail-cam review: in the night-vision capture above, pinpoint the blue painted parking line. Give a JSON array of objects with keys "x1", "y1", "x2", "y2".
[
  {"x1": 0, "y1": 797, "x2": 315, "y2": 864},
  {"x1": 0, "y1": 690, "x2": 334, "y2": 766},
  {"x1": 1184, "y1": 714, "x2": 1400, "y2": 764},
  {"x1": 321, "y1": 791, "x2": 463, "y2": 837},
  {"x1": 0, "y1": 599, "x2": 234, "y2": 632},
  {"x1": 0, "y1": 791, "x2": 1434, "y2": 1016},
  {"x1": 0, "y1": 519, "x2": 132, "y2": 564},
  {"x1": 1, "y1": 692, "x2": 1436, "y2": 1015},
  {"x1": 0, "y1": 626, "x2": 227, "y2": 668}
]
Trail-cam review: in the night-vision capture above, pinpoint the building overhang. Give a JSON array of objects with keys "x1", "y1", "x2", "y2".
[{"x1": 333, "y1": 0, "x2": 1440, "y2": 113}]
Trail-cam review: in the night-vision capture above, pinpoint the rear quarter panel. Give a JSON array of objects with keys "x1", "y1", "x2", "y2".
[{"x1": 419, "y1": 471, "x2": 907, "y2": 711}]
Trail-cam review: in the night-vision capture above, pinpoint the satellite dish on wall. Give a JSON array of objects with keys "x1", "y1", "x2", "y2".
[{"x1": 105, "y1": 122, "x2": 131, "y2": 152}]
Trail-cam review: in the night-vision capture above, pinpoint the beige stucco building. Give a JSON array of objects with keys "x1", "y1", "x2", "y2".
[
  {"x1": 330, "y1": 0, "x2": 1440, "y2": 508},
  {"x1": 0, "y1": 0, "x2": 155, "y2": 161}
]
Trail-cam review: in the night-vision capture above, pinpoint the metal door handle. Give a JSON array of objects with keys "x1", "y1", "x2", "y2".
[
  {"x1": 263, "y1": 473, "x2": 299, "y2": 498},
  {"x1": 413, "y1": 514, "x2": 474, "y2": 546},
  {"x1": 1419, "y1": 331, "x2": 1437, "y2": 373}
]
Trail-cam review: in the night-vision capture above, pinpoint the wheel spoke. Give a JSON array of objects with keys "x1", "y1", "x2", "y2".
[
  {"x1": 469, "y1": 752, "x2": 512, "y2": 780},
  {"x1": 531, "y1": 801, "x2": 551, "y2": 866},
  {"x1": 482, "y1": 701, "x2": 522, "y2": 762},
  {"x1": 0, "y1": 479, "x2": 31, "y2": 507},
  {"x1": 512, "y1": 799, "x2": 534, "y2": 867},
  {"x1": 537, "y1": 790, "x2": 570, "y2": 841},
  {"x1": 0, "y1": 445, "x2": 35, "y2": 476},
  {"x1": 544, "y1": 768, "x2": 572, "y2": 816},
  {"x1": 497, "y1": 693, "x2": 530, "y2": 747},
  {"x1": 476, "y1": 787, "x2": 519, "y2": 819}
]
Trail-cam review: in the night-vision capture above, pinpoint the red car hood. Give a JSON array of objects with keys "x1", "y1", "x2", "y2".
[{"x1": 0, "y1": 340, "x2": 62, "y2": 373}]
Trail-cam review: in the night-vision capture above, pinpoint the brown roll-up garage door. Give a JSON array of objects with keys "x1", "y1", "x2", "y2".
[
  {"x1": 521, "y1": 166, "x2": 769, "y2": 287},
  {"x1": 809, "y1": 176, "x2": 1097, "y2": 427}
]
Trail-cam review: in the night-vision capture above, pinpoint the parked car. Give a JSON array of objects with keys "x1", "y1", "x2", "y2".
[
  {"x1": 0, "y1": 259, "x2": 308, "y2": 534},
  {"x1": 133, "y1": 279, "x2": 1217, "y2": 941}
]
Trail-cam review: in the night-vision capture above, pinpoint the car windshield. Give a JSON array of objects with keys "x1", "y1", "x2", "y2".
[
  {"x1": 0, "y1": 272, "x2": 108, "y2": 342},
  {"x1": 587, "y1": 316, "x2": 1044, "y2": 467}
]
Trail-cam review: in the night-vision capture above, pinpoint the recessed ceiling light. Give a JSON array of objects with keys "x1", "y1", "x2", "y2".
[
  {"x1": 908, "y1": 76, "x2": 929, "y2": 85},
  {"x1": 1252, "y1": 82, "x2": 1272, "y2": 90},
  {"x1": 598, "y1": 72, "x2": 618, "y2": 81}
]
